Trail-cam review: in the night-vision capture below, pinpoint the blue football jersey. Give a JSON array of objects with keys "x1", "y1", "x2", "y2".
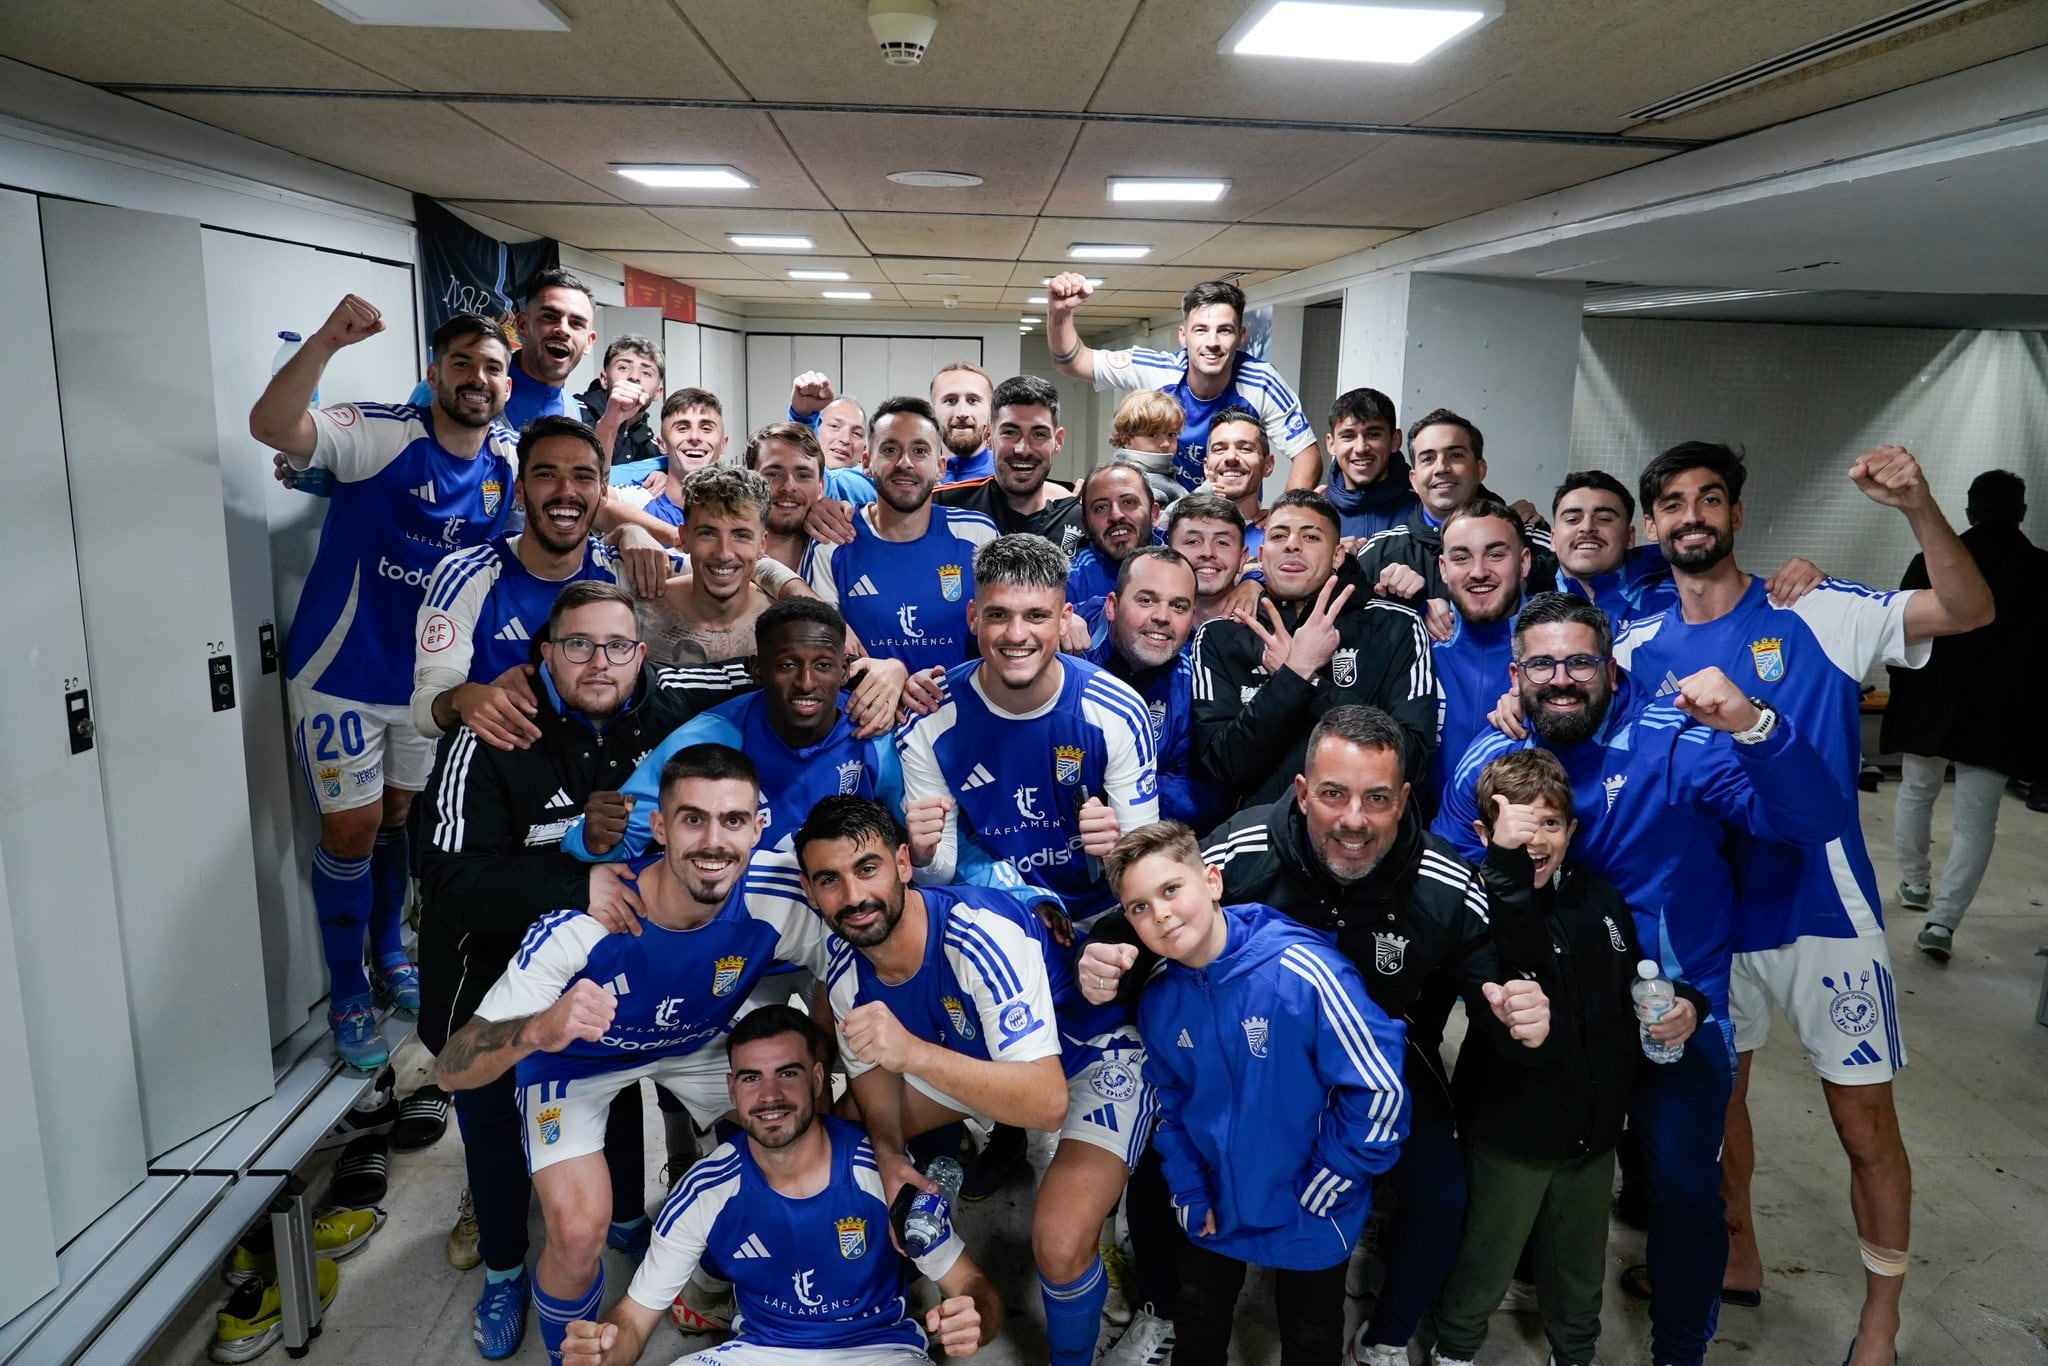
[
  {"x1": 470, "y1": 852, "x2": 829, "y2": 1085},
  {"x1": 1429, "y1": 611, "x2": 1516, "y2": 810},
  {"x1": 411, "y1": 534, "x2": 624, "y2": 733},
  {"x1": 897, "y1": 657, "x2": 1158, "y2": 924},
  {"x1": 285, "y1": 402, "x2": 517, "y2": 705},
  {"x1": 807, "y1": 505, "x2": 1001, "y2": 671},
  {"x1": 635, "y1": 490, "x2": 688, "y2": 528},
  {"x1": 1558, "y1": 544, "x2": 1678, "y2": 640},
  {"x1": 1102, "y1": 649, "x2": 1228, "y2": 833},
  {"x1": 406, "y1": 362, "x2": 571, "y2": 434},
  {"x1": 1091, "y1": 348, "x2": 1314, "y2": 490},
  {"x1": 562, "y1": 691, "x2": 905, "y2": 861},
  {"x1": 1616, "y1": 575, "x2": 1928, "y2": 951},
  {"x1": 629, "y1": 1119, "x2": 963, "y2": 1350}
]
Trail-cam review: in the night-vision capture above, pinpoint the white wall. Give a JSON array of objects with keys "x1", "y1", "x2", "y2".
[{"x1": 1568, "y1": 318, "x2": 2048, "y2": 595}]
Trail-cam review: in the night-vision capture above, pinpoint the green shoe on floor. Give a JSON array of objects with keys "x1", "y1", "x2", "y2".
[
  {"x1": 1898, "y1": 880, "x2": 1930, "y2": 911},
  {"x1": 1918, "y1": 923, "x2": 1953, "y2": 963},
  {"x1": 223, "y1": 1206, "x2": 385, "y2": 1286},
  {"x1": 210, "y1": 1258, "x2": 340, "y2": 1363}
]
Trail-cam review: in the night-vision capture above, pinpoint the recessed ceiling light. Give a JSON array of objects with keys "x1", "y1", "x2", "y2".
[
  {"x1": 1108, "y1": 177, "x2": 1230, "y2": 203},
  {"x1": 312, "y1": 0, "x2": 567, "y2": 28},
  {"x1": 822, "y1": 290, "x2": 874, "y2": 300},
  {"x1": 1026, "y1": 295, "x2": 1049, "y2": 304},
  {"x1": 1041, "y1": 276, "x2": 1106, "y2": 287},
  {"x1": 729, "y1": 234, "x2": 813, "y2": 250},
  {"x1": 1068, "y1": 244, "x2": 1151, "y2": 260},
  {"x1": 923, "y1": 271, "x2": 975, "y2": 282},
  {"x1": 1020, "y1": 316, "x2": 1041, "y2": 323},
  {"x1": 1221, "y1": 0, "x2": 1501, "y2": 64},
  {"x1": 1020, "y1": 325, "x2": 1033, "y2": 333},
  {"x1": 887, "y1": 170, "x2": 985, "y2": 188},
  {"x1": 787, "y1": 269, "x2": 851, "y2": 281},
  {"x1": 613, "y1": 164, "x2": 753, "y2": 189}
]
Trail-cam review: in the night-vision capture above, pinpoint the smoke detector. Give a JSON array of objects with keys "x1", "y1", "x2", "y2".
[{"x1": 868, "y1": 0, "x2": 938, "y2": 66}]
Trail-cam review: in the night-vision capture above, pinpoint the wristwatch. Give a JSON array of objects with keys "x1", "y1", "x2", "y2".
[{"x1": 1731, "y1": 699, "x2": 1778, "y2": 746}]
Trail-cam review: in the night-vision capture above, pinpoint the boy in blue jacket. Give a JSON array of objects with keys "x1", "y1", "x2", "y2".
[{"x1": 1104, "y1": 821, "x2": 1409, "y2": 1366}]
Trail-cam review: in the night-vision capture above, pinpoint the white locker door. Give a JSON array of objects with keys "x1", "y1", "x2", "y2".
[
  {"x1": 699, "y1": 326, "x2": 747, "y2": 432},
  {"x1": 791, "y1": 335, "x2": 843, "y2": 394},
  {"x1": 0, "y1": 188, "x2": 149, "y2": 1240},
  {"x1": 745, "y1": 334, "x2": 794, "y2": 435},
  {"x1": 842, "y1": 336, "x2": 890, "y2": 413},
  {"x1": 42, "y1": 198, "x2": 273, "y2": 1156},
  {"x1": 0, "y1": 844, "x2": 59, "y2": 1321},
  {"x1": 887, "y1": 336, "x2": 939, "y2": 399},
  {"x1": 663, "y1": 320, "x2": 701, "y2": 392},
  {"x1": 202, "y1": 229, "x2": 422, "y2": 1043}
]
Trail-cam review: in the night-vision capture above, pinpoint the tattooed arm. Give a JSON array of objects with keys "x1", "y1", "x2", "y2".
[{"x1": 433, "y1": 979, "x2": 617, "y2": 1091}]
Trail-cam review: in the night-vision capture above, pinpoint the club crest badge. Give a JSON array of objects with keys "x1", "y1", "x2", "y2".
[
  {"x1": 537, "y1": 1106, "x2": 562, "y2": 1145},
  {"x1": 1823, "y1": 966, "x2": 1878, "y2": 1037},
  {"x1": 1147, "y1": 700, "x2": 1168, "y2": 740},
  {"x1": 318, "y1": 767, "x2": 343, "y2": 800},
  {"x1": 942, "y1": 995, "x2": 976, "y2": 1040},
  {"x1": 1054, "y1": 744, "x2": 1084, "y2": 786},
  {"x1": 1331, "y1": 648, "x2": 1359, "y2": 689},
  {"x1": 1372, "y1": 932, "x2": 1409, "y2": 975},
  {"x1": 1749, "y1": 636, "x2": 1784, "y2": 682},
  {"x1": 836, "y1": 759, "x2": 864, "y2": 795},
  {"x1": 1091, "y1": 1060, "x2": 1139, "y2": 1102},
  {"x1": 937, "y1": 563, "x2": 963, "y2": 602},
  {"x1": 1241, "y1": 1016, "x2": 1270, "y2": 1059},
  {"x1": 836, "y1": 1216, "x2": 868, "y2": 1260},
  {"x1": 711, "y1": 954, "x2": 746, "y2": 997},
  {"x1": 480, "y1": 478, "x2": 502, "y2": 517}
]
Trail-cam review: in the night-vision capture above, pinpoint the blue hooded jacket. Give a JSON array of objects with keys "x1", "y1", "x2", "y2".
[
  {"x1": 1324, "y1": 453, "x2": 1420, "y2": 541},
  {"x1": 1140, "y1": 903, "x2": 1409, "y2": 1271}
]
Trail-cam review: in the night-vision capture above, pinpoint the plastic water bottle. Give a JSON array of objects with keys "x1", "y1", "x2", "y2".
[
  {"x1": 1632, "y1": 960, "x2": 1684, "y2": 1064},
  {"x1": 900, "y1": 1156, "x2": 963, "y2": 1257},
  {"x1": 271, "y1": 330, "x2": 332, "y2": 495}
]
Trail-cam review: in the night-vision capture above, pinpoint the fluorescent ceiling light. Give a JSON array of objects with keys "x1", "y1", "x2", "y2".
[
  {"x1": 1020, "y1": 315, "x2": 1042, "y2": 322},
  {"x1": 1582, "y1": 286, "x2": 1805, "y2": 314},
  {"x1": 1026, "y1": 295, "x2": 1049, "y2": 304},
  {"x1": 1041, "y1": 277, "x2": 1104, "y2": 288},
  {"x1": 1221, "y1": 0, "x2": 1499, "y2": 64},
  {"x1": 312, "y1": 0, "x2": 567, "y2": 27},
  {"x1": 1109, "y1": 177, "x2": 1230, "y2": 203},
  {"x1": 1068, "y1": 244, "x2": 1151, "y2": 260},
  {"x1": 787, "y1": 269, "x2": 851, "y2": 281},
  {"x1": 612, "y1": 164, "x2": 753, "y2": 189},
  {"x1": 822, "y1": 290, "x2": 874, "y2": 300},
  {"x1": 729, "y1": 234, "x2": 813, "y2": 250}
]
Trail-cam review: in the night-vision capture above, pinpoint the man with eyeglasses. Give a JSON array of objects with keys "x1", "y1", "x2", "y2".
[
  {"x1": 1432, "y1": 592, "x2": 1848, "y2": 1366},
  {"x1": 417, "y1": 582, "x2": 754, "y2": 1359}
]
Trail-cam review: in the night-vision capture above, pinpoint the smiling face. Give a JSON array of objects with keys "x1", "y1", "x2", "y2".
[
  {"x1": 1106, "y1": 554, "x2": 1196, "y2": 671},
  {"x1": 800, "y1": 832, "x2": 911, "y2": 950},
  {"x1": 1294, "y1": 737, "x2": 1408, "y2": 884},
  {"x1": 869, "y1": 411, "x2": 943, "y2": 514},
  {"x1": 1118, "y1": 850, "x2": 1228, "y2": 967},
  {"x1": 968, "y1": 580, "x2": 1068, "y2": 693},
  {"x1": 1513, "y1": 800, "x2": 1576, "y2": 883},
  {"x1": 1084, "y1": 465, "x2": 1153, "y2": 563},
  {"x1": 1409, "y1": 422, "x2": 1486, "y2": 516},
  {"x1": 601, "y1": 346, "x2": 661, "y2": 402},
  {"x1": 427, "y1": 332, "x2": 512, "y2": 430},
  {"x1": 515, "y1": 285, "x2": 596, "y2": 384},
  {"x1": 649, "y1": 775, "x2": 763, "y2": 905},
  {"x1": 726, "y1": 1030, "x2": 822, "y2": 1152},
  {"x1": 662, "y1": 404, "x2": 728, "y2": 475},
  {"x1": 1647, "y1": 466, "x2": 1742, "y2": 574},
  {"x1": 540, "y1": 599, "x2": 642, "y2": 719},
  {"x1": 1329, "y1": 414, "x2": 1399, "y2": 489},
  {"x1": 517, "y1": 433, "x2": 606, "y2": 555},
  {"x1": 1259, "y1": 503, "x2": 1339, "y2": 603},
  {"x1": 753, "y1": 435, "x2": 824, "y2": 535},
  {"x1": 754, "y1": 619, "x2": 844, "y2": 746},
  {"x1": 682, "y1": 504, "x2": 763, "y2": 603},
  {"x1": 1439, "y1": 513, "x2": 1529, "y2": 626},
  {"x1": 1179, "y1": 302, "x2": 1241, "y2": 384},
  {"x1": 817, "y1": 399, "x2": 867, "y2": 470},
  {"x1": 989, "y1": 402, "x2": 1063, "y2": 499},
  {"x1": 1553, "y1": 486, "x2": 1634, "y2": 578},
  {"x1": 1204, "y1": 419, "x2": 1272, "y2": 504},
  {"x1": 1168, "y1": 515, "x2": 1245, "y2": 599},
  {"x1": 931, "y1": 368, "x2": 992, "y2": 460},
  {"x1": 1512, "y1": 621, "x2": 1618, "y2": 745}
]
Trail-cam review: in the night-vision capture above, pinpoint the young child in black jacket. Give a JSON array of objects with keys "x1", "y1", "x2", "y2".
[{"x1": 1433, "y1": 749, "x2": 1708, "y2": 1366}]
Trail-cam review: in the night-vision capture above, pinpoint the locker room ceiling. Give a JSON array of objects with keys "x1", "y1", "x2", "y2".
[{"x1": 4, "y1": 0, "x2": 2045, "y2": 332}]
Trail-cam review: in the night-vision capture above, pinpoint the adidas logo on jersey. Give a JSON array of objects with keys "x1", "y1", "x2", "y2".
[
  {"x1": 409, "y1": 480, "x2": 436, "y2": 503},
  {"x1": 1841, "y1": 1040, "x2": 1883, "y2": 1067},
  {"x1": 731, "y1": 1234, "x2": 771, "y2": 1260},
  {"x1": 960, "y1": 764, "x2": 996, "y2": 791},
  {"x1": 847, "y1": 575, "x2": 880, "y2": 597},
  {"x1": 1176, "y1": 1029, "x2": 1193, "y2": 1049},
  {"x1": 495, "y1": 618, "x2": 530, "y2": 641},
  {"x1": 1653, "y1": 670, "x2": 1684, "y2": 698},
  {"x1": 604, "y1": 973, "x2": 630, "y2": 997},
  {"x1": 546, "y1": 788, "x2": 574, "y2": 809},
  {"x1": 1082, "y1": 1105, "x2": 1120, "y2": 1132}
]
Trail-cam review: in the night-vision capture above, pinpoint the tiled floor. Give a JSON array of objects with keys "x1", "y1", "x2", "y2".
[{"x1": 155, "y1": 784, "x2": 2048, "y2": 1364}]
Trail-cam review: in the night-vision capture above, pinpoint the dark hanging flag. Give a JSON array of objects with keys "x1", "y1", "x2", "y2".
[{"x1": 414, "y1": 195, "x2": 559, "y2": 338}]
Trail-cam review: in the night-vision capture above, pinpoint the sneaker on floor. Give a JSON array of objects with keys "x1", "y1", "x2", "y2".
[
  {"x1": 1497, "y1": 1276, "x2": 1540, "y2": 1313},
  {"x1": 1099, "y1": 1238, "x2": 1136, "y2": 1328},
  {"x1": 1917, "y1": 923, "x2": 1953, "y2": 963},
  {"x1": 223, "y1": 1206, "x2": 386, "y2": 1285},
  {"x1": 209, "y1": 1259, "x2": 340, "y2": 1363},
  {"x1": 1897, "y1": 881, "x2": 1931, "y2": 911},
  {"x1": 1430, "y1": 1353, "x2": 1477, "y2": 1366},
  {"x1": 319, "y1": 1067, "x2": 397, "y2": 1150},
  {"x1": 1100, "y1": 1305, "x2": 1175, "y2": 1366},
  {"x1": 1351, "y1": 1336, "x2": 1411, "y2": 1366},
  {"x1": 670, "y1": 1278, "x2": 735, "y2": 1336},
  {"x1": 393, "y1": 1085, "x2": 451, "y2": 1151},
  {"x1": 447, "y1": 1187, "x2": 482, "y2": 1271},
  {"x1": 958, "y1": 1121, "x2": 1028, "y2": 1201},
  {"x1": 472, "y1": 1269, "x2": 529, "y2": 1360},
  {"x1": 330, "y1": 1133, "x2": 390, "y2": 1208},
  {"x1": 373, "y1": 962, "x2": 421, "y2": 1017},
  {"x1": 328, "y1": 1001, "x2": 389, "y2": 1073}
]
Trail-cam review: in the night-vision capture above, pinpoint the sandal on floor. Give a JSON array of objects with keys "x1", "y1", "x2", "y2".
[{"x1": 1617, "y1": 1263, "x2": 1763, "y2": 1307}]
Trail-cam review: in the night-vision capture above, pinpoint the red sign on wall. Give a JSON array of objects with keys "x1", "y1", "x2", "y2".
[{"x1": 624, "y1": 266, "x2": 697, "y2": 323}]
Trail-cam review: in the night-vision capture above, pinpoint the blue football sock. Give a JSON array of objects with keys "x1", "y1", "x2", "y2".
[
  {"x1": 485, "y1": 1263, "x2": 524, "y2": 1285},
  {"x1": 369, "y1": 824, "x2": 410, "y2": 971},
  {"x1": 533, "y1": 1264, "x2": 603, "y2": 1366},
  {"x1": 311, "y1": 846, "x2": 373, "y2": 1002},
  {"x1": 1041, "y1": 1256, "x2": 1109, "y2": 1366}
]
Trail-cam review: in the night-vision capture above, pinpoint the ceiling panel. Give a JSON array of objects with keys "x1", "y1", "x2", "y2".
[
  {"x1": 674, "y1": 0, "x2": 1138, "y2": 110},
  {"x1": 770, "y1": 111, "x2": 1080, "y2": 215},
  {"x1": 137, "y1": 94, "x2": 611, "y2": 201},
  {"x1": 463, "y1": 105, "x2": 833, "y2": 209},
  {"x1": 449, "y1": 202, "x2": 712, "y2": 251},
  {"x1": 729, "y1": 254, "x2": 896, "y2": 284},
  {"x1": 1169, "y1": 223, "x2": 1405, "y2": 269},
  {"x1": 876, "y1": 257, "x2": 1021, "y2": 287},
  {"x1": 1018, "y1": 216, "x2": 1228, "y2": 265},
  {"x1": 594, "y1": 252, "x2": 775, "y2": 281},
  {"x1": 1261, "y1": 139, "x2": 1670, "y2": 228},
  {"x1": 894, "y1": 284, "x2": 1014, "y2": 305},
  {"x1": 641, "y1": 206, "x2": 867, "y2": 255},
  {"x1": 1003, "y1": 261, "x2": 1158, "y2": 289},
  {"x1": 848, "y1": 214, "x2": 1036, "y2": 260},
  {"x1": 241, "y1": 0, "x2": 751, "y2": 99},
  {"x1": 1039, "y1": 121, "x2": 1390, "y2": 222},
  {"x1": 1120, "y1": 265, "x2": 1289, "y2": 291},
  {"x1": 0, "y1": 0, "x2": 399, "y2": 88}
]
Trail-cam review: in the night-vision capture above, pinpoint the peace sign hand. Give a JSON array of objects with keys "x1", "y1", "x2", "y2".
[{"x1": 1281, "y1": 576, "x2": 1354, "y2": 680}]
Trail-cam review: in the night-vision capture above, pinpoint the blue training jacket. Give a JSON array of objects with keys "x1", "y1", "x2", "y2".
[{"x1": 1139, "y1": 903, "x2": 1409, "y2": 1271}]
